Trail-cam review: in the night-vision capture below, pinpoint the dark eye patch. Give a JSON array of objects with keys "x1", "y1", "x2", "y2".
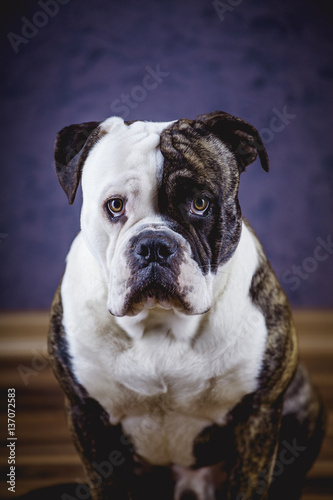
[{"x1": 158, "y1": 119, "x2": 243, "y2": 272}]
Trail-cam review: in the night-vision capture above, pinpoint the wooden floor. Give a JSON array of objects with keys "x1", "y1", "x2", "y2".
[{"x1": 0, "y1": 310, "x2": 332, "y2": 499}]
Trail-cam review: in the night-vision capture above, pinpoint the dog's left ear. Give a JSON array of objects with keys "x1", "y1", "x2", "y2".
[
  {"x1": 54, "y1": 121, "x2": 101, "y2": 204},
  {"x1": 196, "y1": 111, "x2": 269, "y2": 173}
]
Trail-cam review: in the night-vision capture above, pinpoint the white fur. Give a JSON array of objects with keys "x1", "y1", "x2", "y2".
[{"x1": 61, "y1": 117, "x2": 268, "y2": 467}]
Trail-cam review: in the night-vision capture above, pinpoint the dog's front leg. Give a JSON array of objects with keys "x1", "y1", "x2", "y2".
[
  {"x1": 65, "y1": 396, "x2": 134, "y2": 500},
  {"x1": 48, "y1": 288, "x2": 134, "y2": 499},
  {"x1": 226, "y1": 399, "x2": 282, "y2": 500}
]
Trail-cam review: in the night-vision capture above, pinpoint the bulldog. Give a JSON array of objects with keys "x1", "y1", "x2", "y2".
[{"x1": 48, "y1": 111, "x2": 324, "y2": 500}]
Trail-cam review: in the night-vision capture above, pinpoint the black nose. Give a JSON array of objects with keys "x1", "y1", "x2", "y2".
[{"x1": 134, "y1": 232, "x2": 178, "y2": 265}]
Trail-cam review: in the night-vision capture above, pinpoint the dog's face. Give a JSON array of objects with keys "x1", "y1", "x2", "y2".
[{"x1": 54, "y1": 112, "x2": 268, "y2": 317}]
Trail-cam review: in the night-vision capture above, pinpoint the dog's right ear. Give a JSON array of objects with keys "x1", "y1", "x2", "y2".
[{"x1": 54, "y1": 121, "x2": 101, "y2": 204}]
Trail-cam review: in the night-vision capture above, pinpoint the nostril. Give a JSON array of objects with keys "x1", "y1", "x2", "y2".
[
  {"x1": 137, "y1": 243, "x2": 150, "y2": 260},
  {"x1": 157, "y1": 242, "x2": 176, "y2": 260}
]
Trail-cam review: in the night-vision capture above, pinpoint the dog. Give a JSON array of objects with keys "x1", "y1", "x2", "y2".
[{"x1": 48, "y1": 111, "x2": 324, "y2": 500}]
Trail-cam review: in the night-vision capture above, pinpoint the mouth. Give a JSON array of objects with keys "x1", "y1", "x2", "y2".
[
  {"x1": 121, "y1": 265, "x2": 192, "y2": 316},
  {"x1": 133, "y1": 285, "x2": 178, "y2": 310}
]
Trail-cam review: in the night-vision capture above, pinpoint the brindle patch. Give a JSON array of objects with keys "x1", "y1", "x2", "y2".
[
  {"x1": 247, "y1": 224, "x2": 299, "y2": 402},
  {"x1": 159, "y1": 119, "x2": 243, "y2": 274}
]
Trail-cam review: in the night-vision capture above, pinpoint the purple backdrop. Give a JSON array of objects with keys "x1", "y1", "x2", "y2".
[{"x1": 1, "y1": 0, "x2": 332, "y2": 309}]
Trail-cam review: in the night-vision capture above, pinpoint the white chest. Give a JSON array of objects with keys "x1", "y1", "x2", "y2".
[
  {"x1": 61, "y1": 226, "x2": 268, "y2": 466},
  {"x1": 63, "y1": 296, "x2": 267, "y2": 466}
]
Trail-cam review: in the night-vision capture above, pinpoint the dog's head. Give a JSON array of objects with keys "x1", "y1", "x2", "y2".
[{"x1": 54, "y1": 111, "x2": 268, "y2": 317}]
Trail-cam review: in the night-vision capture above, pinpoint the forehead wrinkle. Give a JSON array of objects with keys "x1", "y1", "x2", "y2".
[
  {"x1": 100, "y1": 172, "x2": 144, "y2": 201},
  {"x1": 84, "y1": 119, "x2": 170, "y2": 203},
  {"x1": 91, "y1": 131, "x2": 160, "y2": 175},
  {"x1": 126, "y1": 133, "x2": 161, "y2": 165}
]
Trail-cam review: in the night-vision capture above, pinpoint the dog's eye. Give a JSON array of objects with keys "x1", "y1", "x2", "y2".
[
  {"x1": 190, "y1": 194, "x2": 210, "y2": 215},
  {"x1": 107, "y1": 198, "x2": 125, "y2": 217}
]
